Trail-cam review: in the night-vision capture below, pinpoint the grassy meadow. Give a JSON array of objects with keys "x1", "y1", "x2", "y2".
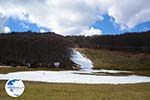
[
  {"x1": 0, "y1": 66, "x2": 73, "y2": 74},
  {"x1": 0, "y1": 48, "x2": 150, "y2": 100},
  {"x1": 78, "y1": 48, "x2": 150, "y2": 76},
  {"x1": 0, "y1": 81, "x2": 150, "y2": 100}
]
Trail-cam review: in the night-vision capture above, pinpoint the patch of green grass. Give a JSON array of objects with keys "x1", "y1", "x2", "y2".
[
  {"x1": 77, "y1": 48, "x2": 150, "y2": 76},
  {"x1": 0, "y1": 81, "x2": 150, "y2": 100},
  {"x1": 0, "y1": 67, "x2": 72, "y2": 74},
  {"x1": 77, "y1": 71, "x2": 150, "y2": 76},
  {"x1": 78, "y1": 48, "x2": 150, "y2": 70},
  {"x1": 77, "y1": 72, "x2": 134, "y2": 76}
]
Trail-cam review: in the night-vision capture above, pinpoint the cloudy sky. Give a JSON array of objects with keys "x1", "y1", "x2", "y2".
[{"x1": 0, "y1": 0, "x2": 150, "y2": 36}]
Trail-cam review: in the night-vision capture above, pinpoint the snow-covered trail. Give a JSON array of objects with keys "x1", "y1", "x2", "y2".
[
  {"x1": 71, "y1": 49, "x2": 94, "y2": 70},
  {"x1": 0, "y1": 49, "x2": 150, "y2": 84}
]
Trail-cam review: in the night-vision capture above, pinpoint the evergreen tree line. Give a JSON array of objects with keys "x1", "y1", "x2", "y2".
[
  {"x1": 67, "y1": 31, "x2": 150, "y2": 53},
  {"x1": 0, "y1": 32, "x2": 74, "y2": 68}
]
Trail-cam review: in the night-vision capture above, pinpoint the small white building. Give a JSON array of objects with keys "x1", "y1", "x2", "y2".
[{"x1": 54, "y1": 62, "x2": 60, "y2": 67}]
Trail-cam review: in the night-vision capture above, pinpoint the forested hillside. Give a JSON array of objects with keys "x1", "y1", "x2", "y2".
[
  {"x1": 0, "y1": 32, "x2": 74, "y2": 68},
  {"x1": 67, "y1": 31, "x2": 150, "y2": 53}
]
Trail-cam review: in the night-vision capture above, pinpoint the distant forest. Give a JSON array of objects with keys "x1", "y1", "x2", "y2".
[
  {"x1": 67, "y1": 31, "x2": 150, "y2": 53},
  {"x1": 0, "y1": 31, "x2": 149, "y2": 68},
  {"x1": 0, "y1": 32, "x2": 74, "y2": 68}
]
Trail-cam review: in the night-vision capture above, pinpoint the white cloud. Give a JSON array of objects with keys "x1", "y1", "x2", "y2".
[
  {"x1": 0, "y1": 0, "x2": 150, "y2": 35},
  {"x1": 0, "y1": 13, "x2": 8, "y2": 33},
  {"x1": 0, "y1": 0, "x2": 104, "y2": 35},
  {"x1": 40, "y1": 29, "x2": 46, "y2": 33},
  {"x1": 108, "y1": 0, "x2": 150, "y2": 30},
  {"x1": 4, "y1": 26, "x2": 11, "y2": 33},
  {"x1": 80, "y1": 27, "x2": 102, "y2": 36}
]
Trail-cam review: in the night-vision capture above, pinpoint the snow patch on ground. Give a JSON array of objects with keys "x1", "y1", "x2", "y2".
[
  {"x1": 71, "y1": 49, "x2": 94, "y2": 70},
  {"x1": 0, "y1": 71, "x2": 150, "y2": 84},
  {"x1": 91, "y1": 69, "x2": 131, "y2": 73}
]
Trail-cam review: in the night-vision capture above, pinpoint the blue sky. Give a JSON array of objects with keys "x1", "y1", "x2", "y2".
[
  {"x1": 93, "y1": 14, "x2": 150, "y2": 35},
  {"x1": 7, "y1": 17, "x2": 50, "y2": 33},
  {"x1": 7, "y1": 14, "x2": 150, "y2": 35},
  {"x1": 0, "y1": 0, "x2": 150, "y2": 36}
]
